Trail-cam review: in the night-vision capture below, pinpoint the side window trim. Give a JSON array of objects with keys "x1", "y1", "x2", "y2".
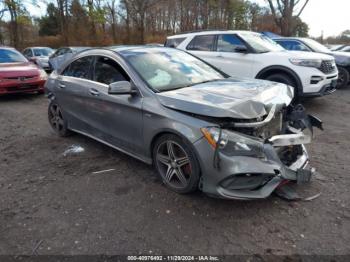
[
  {"x1": 90, "y1": 54, "x2": 143, "y2": 97},
  {"x1": 91, "y1": 55, "x2": 132, "y2": 86}
]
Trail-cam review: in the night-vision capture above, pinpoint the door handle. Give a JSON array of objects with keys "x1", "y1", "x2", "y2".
[
  {"x1": 58, "y1": 82, "x2": 65, "y2": 88},
  {"x1": 89, "y1": 88, "x2": 100, "y2": 96}
]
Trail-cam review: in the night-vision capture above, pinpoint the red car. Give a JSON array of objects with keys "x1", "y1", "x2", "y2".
[{"x1": 0, "y1": 47, "x2": 47, "y2": 95}]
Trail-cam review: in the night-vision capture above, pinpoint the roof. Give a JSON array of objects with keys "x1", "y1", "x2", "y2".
[
  {"x1": 167, "y1": 30, "x2": 261, "y2": 39},
  {"x1": 108, "y1": 45, "x2": 169, "y2": 53}
]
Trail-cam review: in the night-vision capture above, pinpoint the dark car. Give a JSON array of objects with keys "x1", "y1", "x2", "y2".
[
  {"x1": 0, "y1": 47, "x2": 47, "y2": 95},
  {"x1": 274, "y1": 37, "x2": 350, "y2": 88},
  {"x1": 45, "y1": 46, "x2": 323, "y2": 200}
]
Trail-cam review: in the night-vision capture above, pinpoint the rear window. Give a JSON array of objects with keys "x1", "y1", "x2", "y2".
[
  {"x1": 186, "y1": 35, "x2": 215, "y2": 51},
  {"x1": 0, "y1": 49, "x2": 27, "y2": 63},
  {"x1": 165, "y1": 37, "x2": 186, "y2": 48}
]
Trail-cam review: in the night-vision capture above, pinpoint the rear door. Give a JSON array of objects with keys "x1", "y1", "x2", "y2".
[
  {"x1": 55, "y1": 56, "x2": 95, "y2": 132},
  {"x1": 86, "y1": 55, "x2": 144, "y2": 155}
]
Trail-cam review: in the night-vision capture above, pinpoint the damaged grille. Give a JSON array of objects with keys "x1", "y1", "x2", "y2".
[
  {"x1": 229, "y1": 111, "x2": 284, "y2": 139},
  {"x1": 319, "y1": 60, "x2": 336, "y2": 74},
  {"x1": 276, "y1": 145, "x2": 303, "y2": 166}
]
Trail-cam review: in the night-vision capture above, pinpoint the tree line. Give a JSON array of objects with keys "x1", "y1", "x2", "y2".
[{"x1": 0, "y1": 0, "x2": 327, "y2": 49}]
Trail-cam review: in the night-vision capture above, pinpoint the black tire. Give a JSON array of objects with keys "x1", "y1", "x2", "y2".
[
  {"x1": 337, "y1": 67, "x2": 350, "y2": 89},
  {"x1": 264, "y1": 73, "x2": 296, "y2": 87},
  {"x1": 152, "y1": 134, "x2": 200, "y2": 194},
  {"x1": 48, "y1": 101, "x2": 71, "y2": 137}
]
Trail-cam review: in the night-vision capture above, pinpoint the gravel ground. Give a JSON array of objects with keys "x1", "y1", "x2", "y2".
[{"x1": 0, "y1": 89, "x2": 349, "y2": 256}]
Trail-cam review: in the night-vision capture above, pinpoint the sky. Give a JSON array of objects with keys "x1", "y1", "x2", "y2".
[
  {"x1": 26, "y1": 0, "x2": 350, "y2": 38},
  {"x1": 252, "y1": 0, "x2": 350, "y2": 37}
]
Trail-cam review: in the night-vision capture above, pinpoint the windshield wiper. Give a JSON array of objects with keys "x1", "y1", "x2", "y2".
[{"x1": 158, "y1": 79, "x2": 223, "y2": 93}]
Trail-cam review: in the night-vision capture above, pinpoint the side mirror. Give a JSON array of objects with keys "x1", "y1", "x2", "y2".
[
  {"x1": 234, "y1": 46, "x2": 248, "y2": 53},
  {"x1": 108, "y1": 81, "x2": 137, "y2": 95}
]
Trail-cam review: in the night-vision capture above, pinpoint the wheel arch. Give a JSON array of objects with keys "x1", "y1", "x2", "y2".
[
  {"x1": 255, "y1": 65, "x2": 303, "y2": 94},
  {"x1": 150, "y1": 130, "x2": 194, "y2": 160}
]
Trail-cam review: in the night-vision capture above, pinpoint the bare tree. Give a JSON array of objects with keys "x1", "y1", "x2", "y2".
[
  {"x1": 56, "y1": 0, "x2": 69, "y2": 45},
  {"x1": 106, "y1": 0, "x2": 117, "y2": 43},
  {"x1": 266, "y1": 0, "x2": 309, "y2": 36}
]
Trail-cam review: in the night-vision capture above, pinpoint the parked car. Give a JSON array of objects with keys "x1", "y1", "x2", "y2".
[
  {"x1": 337, "y1": 45, "x2": 350, "y2": 52},
  {"x1": 328, "y1": 44, "x2": 346, "y2": 51},
  {"x1": 166, "y1": 30, "x2": 338, "y2": 98},
  {"x1": 49, "y1": 47, "x2": 90, "y2": 71},
  {"x1": 0, "y1": 47, "x2": 47, "y2": 95},
  {"x1": 23, "y1": 47, "x2": 54, "y2": 72},
  {"x1": 45, "y1": 46, "x2": 322, "y2": 200},
  {"x1": 274, "y1": 37, "x2": 350, "y2": 88}
]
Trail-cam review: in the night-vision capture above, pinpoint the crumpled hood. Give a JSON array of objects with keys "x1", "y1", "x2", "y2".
[{"x1": 157, "y1": 77, "x2": 294, "y2": 119}]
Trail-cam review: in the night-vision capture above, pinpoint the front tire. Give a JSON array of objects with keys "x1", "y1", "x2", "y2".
[
  {"x1": 264, "y1": 73, "x2": 296, "y2": 87},
  {"x1": 153, "y1": 134, "x2": 200, "y2": 194},
  {"x1": 337, "y1": 67, "x2": 350, "y2": 89},
  {"x1": 48, "y1": 101, "x2": 71, "y2": 137}
]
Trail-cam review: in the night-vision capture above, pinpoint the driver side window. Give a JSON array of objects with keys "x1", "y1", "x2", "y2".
[
  {"x1": 93, "y1": 56, "x2": 130, "y2": 85},
  {"x1": 217, "y1": 34, "x2": 246, "y2": 52},
  {"x1": 277, "y1": 40, "x2": 311, "y2": 52}
]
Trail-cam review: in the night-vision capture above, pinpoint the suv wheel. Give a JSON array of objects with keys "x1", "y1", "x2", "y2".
[
  {"x1": 337, "y1": 67, "x2": 350, "y2": 89},
  {"x1": 153, "y1": 134, "x2": 200, "y2": 194},
  {"x1": 264, "y1": 73, "x2": 296, "y2": 87}
]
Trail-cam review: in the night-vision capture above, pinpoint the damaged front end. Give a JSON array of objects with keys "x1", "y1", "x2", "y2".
[{"x1": 197, "y1": 104, "x2": 323, "y2": 200}]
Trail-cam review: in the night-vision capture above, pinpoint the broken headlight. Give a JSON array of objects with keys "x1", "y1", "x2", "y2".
[{"x1": 201, "y1": 127, "x2": 265, "y2": 157}]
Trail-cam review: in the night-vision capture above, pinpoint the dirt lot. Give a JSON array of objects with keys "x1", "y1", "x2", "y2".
[{"x1": 0, "y1": 89, "x2": 349, "y2": 257}]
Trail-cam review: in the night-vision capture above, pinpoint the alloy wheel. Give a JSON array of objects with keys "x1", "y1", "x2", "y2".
[
  {"x1": 49, "y1": 104, "x2": 65, "y2": 133},
  {"x1": 156, "y1": 140, "x2": 192, "y2": 189}
]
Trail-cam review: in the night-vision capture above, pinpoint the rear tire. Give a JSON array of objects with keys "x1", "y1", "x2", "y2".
[
  {"x1": 48, "y1": 101, "x2": 71, "y2": 137},
  {"x1": 152, "y1": 134, "x2": 200, "y2": 194},
  {"x1": 337, "y1": 67, "x2": 350, "y2": 89}
]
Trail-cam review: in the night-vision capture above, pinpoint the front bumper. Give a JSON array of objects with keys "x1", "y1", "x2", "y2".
[
  {"x1": 0, "y1": 79, "x2": 46, "y2": 95},
  {"x1": 301, "y1": 78, "x2": 337, "y2": 97},
  {"x1": 194, "y1": 133, "x2": 313, "y2": 200}
]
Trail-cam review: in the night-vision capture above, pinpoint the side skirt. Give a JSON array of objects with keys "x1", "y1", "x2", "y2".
[{"x1": 70, "y1": 128, "x2": 153, "y2": 165}]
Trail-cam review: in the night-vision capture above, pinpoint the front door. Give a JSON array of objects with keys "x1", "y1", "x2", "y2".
[
  {"x1": 85, "y1": 55, "x2": 144, "y2": 155},
  {"x1": 213, "y1": 34, "x2": 255, "y2": 78}
]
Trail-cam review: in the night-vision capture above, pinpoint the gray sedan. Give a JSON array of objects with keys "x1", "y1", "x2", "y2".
[{"x1": 45, "y1": 46, "x2": 322, "y2": 200}]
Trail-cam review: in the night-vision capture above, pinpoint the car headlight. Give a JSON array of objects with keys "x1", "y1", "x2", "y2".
[
  {"x1": 200, "y1": 127, "x2": 265, "y2": 157},
  {"x1": 289, "y1": 58, "x2": 322, "y2": 68},
  {"x1": 39, "y1": 69, "x2": 48, "y2": 80}
]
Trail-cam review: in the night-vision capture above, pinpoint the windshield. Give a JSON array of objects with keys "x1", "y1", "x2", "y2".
[
  {"x1": 0, "y1": 49, "x2": 28, "y2": 63},
  {"x1": 122, "y1": 48, "x2": 225, "y2": 92},
  {"x1": 302, "y1": 38, "x2": 330, "y2": 53},
  {"x1": 239, "y1": 33, "x2": 285, "y2": 53},
  {"x1": 33, "y1": 48, "x2": 53, "y2": 56}
]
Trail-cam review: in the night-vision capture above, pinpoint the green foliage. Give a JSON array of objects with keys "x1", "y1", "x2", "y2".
[{"x1": 37, "y1": 3, "x2": 60, "y2": 36}]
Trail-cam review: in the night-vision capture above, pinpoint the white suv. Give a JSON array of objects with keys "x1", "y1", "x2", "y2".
[{"x1": 166, "y1": 31, "x2": 338, "y2": 97}]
